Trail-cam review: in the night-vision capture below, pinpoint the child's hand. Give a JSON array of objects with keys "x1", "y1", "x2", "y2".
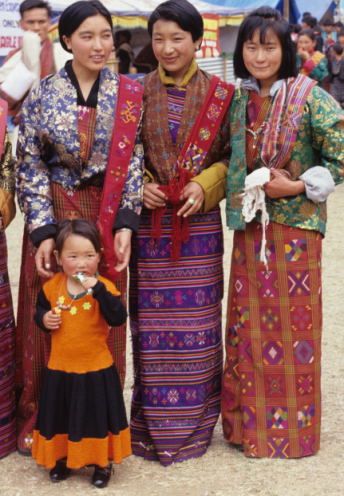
[
  {"x1": 43, "y1": 309, "x2": 62, "y2": 330},
  {"x1": 79, "y1": 275, "x2": 98, "y2": 291}
]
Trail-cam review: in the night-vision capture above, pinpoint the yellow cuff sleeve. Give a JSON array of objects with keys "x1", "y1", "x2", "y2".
[
  {"x1": 0, "y1": 188, "x2": 16, "y2": 229},
  {"x1": 143, "y1": 169, "x2": 155, "y2": 184},
  {"x1": 191, "y1": 162, "x2": 228, "y2": 213}
]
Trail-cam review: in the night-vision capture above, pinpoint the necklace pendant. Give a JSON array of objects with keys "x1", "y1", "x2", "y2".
[{"x1": 57, "y1": 303, "x2": 71, "y2": 311}]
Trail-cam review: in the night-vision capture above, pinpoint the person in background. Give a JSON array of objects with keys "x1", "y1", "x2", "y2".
[
  {"x1": 0, "y1": 98, "x2": 16, "y2": 460},
  {"x1": 222, "y1": 6, "x2": 344, "y2": 459},
  {"x1": 33, "y1": 220, "x2": 130, "y2": 488},
  {"x1": 290, "y1": 24, "x2": 301, "y2": 44},
  {"x1": 301, "y1": 11, "x2": 311, "y2": 21},
  {"x1": 0, "y1": 0, "x2": 55, "y2": 126},
  {"x1": 133, "y1": 42, "x2": 158, "y2": 74},
  {"x1": 328, "y1": 43, "x2": 344, "y2": 108},
  {"x1": 338, "y1": 30, "x2": 344, "y2": 49},
  {"x1": 313, "y1": 25, "x2": 324, "y2": 53},
  {"x1": 334, "y1": 21, "x2": 344, "y2": 34},
  {"x1": 114, "y1": 29, "x2": 134, "y2": 74},
  {"x1": 300, "y1": 16, "x2": 323, "y2": 52},
  {"x1": 322, "y1": 19, "x2": 336, "y2": 53},
  {"x1": 301, "y1": 15, "x2": 317, "y2": 30},
  {"x1": 16, "y1": 0, "x2": 143, "y2": 455},
  {"x1": 129, "y1": 0, "x2": 234, "y2": 466},
  {"x1": 297, "y1": 29, "x2": 329, "y2": 86}
]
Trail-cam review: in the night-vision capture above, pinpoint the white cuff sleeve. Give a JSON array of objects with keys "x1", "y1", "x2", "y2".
[{"x1": 300, "y1": 166, "x2": 335, "y2": 203}]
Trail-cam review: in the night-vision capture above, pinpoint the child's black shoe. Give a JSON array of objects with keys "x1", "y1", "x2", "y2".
[
  {"x1": 91, "y1": 465, "x2": 112, "y2": 489},
  {"x1": 49, "y1": 460, "x2": 71, "y2": 483}
]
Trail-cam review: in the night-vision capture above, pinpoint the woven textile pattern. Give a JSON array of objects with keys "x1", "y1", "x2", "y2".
[{"x1": 222, "y1": 221, "x2": 322, "y2": 458}]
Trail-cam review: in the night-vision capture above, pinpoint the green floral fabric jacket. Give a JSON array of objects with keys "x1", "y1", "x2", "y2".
[{"x1": 226, "y1": 85, "x2": 344, "y2": 236}]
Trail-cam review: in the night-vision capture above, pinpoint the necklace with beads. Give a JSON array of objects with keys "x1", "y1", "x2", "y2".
[{"x1": 55, "y1": 290, "x2": 87, "y2": 311}]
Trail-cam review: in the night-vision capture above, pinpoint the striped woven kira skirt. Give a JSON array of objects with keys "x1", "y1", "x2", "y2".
[
  {"x1": 0, "y1": 230, "x2": 16, "y2": 459},
  {"x1": 129, "y1": 206, "x2": 224, "y2": 466}
]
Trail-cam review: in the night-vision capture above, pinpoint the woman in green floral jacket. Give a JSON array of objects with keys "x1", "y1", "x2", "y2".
[{"x1": 222, "y1": 7, "x2": 344, "y2": 459}]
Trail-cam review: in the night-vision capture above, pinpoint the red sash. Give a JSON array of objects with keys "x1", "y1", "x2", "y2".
[
  {"x1": 97, "y1": 76, "x2": 143, "y2": 280},
  {"x1": 152, "y1": 76, "x2": 234, "y2": 259},
  {"x1": 0, "y1": 98, "x2": 8, "y2": 157}
]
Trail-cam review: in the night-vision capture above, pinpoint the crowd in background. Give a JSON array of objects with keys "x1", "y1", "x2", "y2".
[{"x1": 283, "y1": 12, "x2": 344, "y2": 106}]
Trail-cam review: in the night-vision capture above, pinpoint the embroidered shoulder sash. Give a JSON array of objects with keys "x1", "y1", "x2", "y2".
[
  {"x1": 175, "y1": 75, "x2": 234, "y2": 174},
  {"x1": 97, "y1": 76, "x2": 143, "y2": 280},
  {"x1": 153, "y1": 76, "x2": 234, "y2": 259}
]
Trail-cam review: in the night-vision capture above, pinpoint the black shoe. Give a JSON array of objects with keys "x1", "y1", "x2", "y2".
[
  {"x1": 91, "y1": 465, "x2": 112, "y2": 489},
  {"x1": 49, "y1": 460, "x2": 71, "y2": 483}
]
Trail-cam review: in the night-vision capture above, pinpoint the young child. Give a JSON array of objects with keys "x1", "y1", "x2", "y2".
[{"x1": 32, "y1": 219, "x2": 130, "y2": 488}]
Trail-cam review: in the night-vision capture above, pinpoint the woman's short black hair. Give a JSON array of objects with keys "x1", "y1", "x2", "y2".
[
  {"x1": 234, "y1": 6, "x2": 297, "y2": 79},
  {"x1": 55, "y1": 219, "x2": 101, "y2": 254},
  {"x1": 59, "y1": 0, "x2": 113, "y2": 53},
  {"x1": 298, "y1": 28, "x2": 316, "y2": 42},
  {"x1": 148, "y1": 0, "x2": 203, "y2": 42}
]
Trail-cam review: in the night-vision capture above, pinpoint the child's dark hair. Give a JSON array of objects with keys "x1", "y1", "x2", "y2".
[
  {"x1": 234, "y1": 6, "x2": 297, "y2": 79},
  {"x1": 55, "y1": 219, "x2": 101, "y2": 254},
  {"x1": 148, "y1": 0, "x2": 203, "y2": 42}
]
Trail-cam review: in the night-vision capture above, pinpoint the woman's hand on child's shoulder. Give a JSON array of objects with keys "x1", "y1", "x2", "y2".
[{"x1": 43, "y1": 309, "x2": 62, "y2": 330}]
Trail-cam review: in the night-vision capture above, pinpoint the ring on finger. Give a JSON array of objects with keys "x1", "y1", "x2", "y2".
[{"x1": 188, "y1": 198, "x2": 195, "y2": 205}]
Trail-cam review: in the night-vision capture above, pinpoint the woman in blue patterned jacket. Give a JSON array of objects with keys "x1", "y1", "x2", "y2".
[{"x1": 15, "y1": 0, "x2": 143, "y2": 455}]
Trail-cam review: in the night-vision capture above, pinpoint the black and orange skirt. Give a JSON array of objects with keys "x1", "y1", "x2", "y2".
[{"x1": 32, "y1": 365, "x2": 131, "y2": 469}]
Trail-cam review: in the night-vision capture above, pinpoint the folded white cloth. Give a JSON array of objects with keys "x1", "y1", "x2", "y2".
[
  {"x1": 0, "y1": 50, "x2": 21, "y2": 83},
  {"x1": 0, "y1": 60, "x2": 37, "y2": 101},
  {"x1": 300, "y1": 166, "x2": 335, "y2": 203},
  {"x1": 241, "y1": 166, "x2": 335, "y2": 268},
  {"x1": 21, "y1": 31, "x2": 41, "y2": 78},
  {"x1": 0, "y1": 31, "x2": 41, "y2": 101},
  {"x1": 242, "y1": 167, "x2": 270, "y2": 267}
]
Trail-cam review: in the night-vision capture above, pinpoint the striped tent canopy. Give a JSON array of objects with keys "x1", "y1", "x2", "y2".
[
  {"x1": 50, "y1": 1, "x2": 339, "y2": 28},
  {"x1": 50, "y1": 0, "x2": 243, "y2": 16},
  {"x1": 203, "y1": 0, "x2": 337, "y2": 23}
]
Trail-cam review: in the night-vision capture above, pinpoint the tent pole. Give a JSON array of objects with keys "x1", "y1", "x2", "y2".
[{"x1": 283, "y1": 0, "x2": 290, "y2": 21}]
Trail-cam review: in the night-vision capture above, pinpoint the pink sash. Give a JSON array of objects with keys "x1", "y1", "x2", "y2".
[
  {"x1": 152, "y1": 76, "x2": 234, "y2": 259},
  {"x1": 0, "y1": 98, "x2": 8, "y2": 157},
  {"x1": 97, "y1": 76, "x2": 143, "y2": 280}
]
